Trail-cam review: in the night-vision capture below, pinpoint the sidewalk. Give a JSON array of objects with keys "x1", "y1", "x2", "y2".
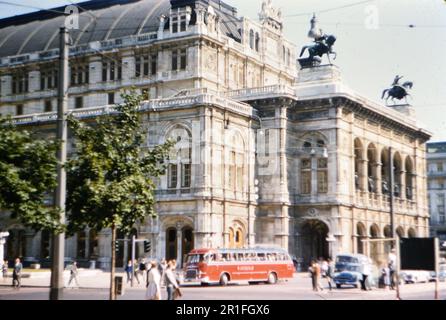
[{"x1": 0, "y1": 269, "x2": 131, "y2": 289}]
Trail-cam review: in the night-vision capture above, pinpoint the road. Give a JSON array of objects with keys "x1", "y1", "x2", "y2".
[{"x1": 0, "y1": 273, "x2": 444, "y2": 300}]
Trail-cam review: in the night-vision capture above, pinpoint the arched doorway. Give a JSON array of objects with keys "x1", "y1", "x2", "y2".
[
  {"x1": 182, "y1": 227, "x2": 194, "y2": 262},
  {"x1": 166, "y1": 227, "x2": 177, "y2": 261},
  {"x1": 228, "y1": 222, "x2": 245, "y2": 249},
  {"x1": 301, "y1": 219, "x2": 329, "y2": 266},
  {"x1": 356, "y1": 222, "x2": 367, "y2": 254},
  {"x1": 408, "y1": 228, "x2": 416, "y2": 238},
  {"x1": 369, "y1": 224, "x2": 380, "y2": 265}
]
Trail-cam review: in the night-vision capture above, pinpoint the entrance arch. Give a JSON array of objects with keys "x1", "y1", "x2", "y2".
[
  {"x1": 300, "y1": 219, "x2": 329, "y2": 266},
  {"x1": 369, "y1": 224, "x2": 380, "y2": 264},
  {"x1": 165, "y1": 224, "x2": 194, "y2": 267}
]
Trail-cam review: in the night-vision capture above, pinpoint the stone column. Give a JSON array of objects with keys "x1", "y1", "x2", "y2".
[
  {"x1": 176, "y1": 223, "x2": 183, "y2": 269},
  {"x1": 88, "y1": 56, "x2": 102, "y2": 84},
  {"x1": 361, "y1": 159, "x2": 368, "y2": 192},
  {"x1": 97, "y1": 229, "x2": 111, "y2": 270},
  {"x1": 400, "y1": 170, "x2": 406, "y2": 199}
]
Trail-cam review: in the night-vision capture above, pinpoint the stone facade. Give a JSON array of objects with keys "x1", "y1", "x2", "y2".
[
  {"x1": 0, "y1": 0, "x2": 431, "y2": 269},
  {"x1": 427, "y1": 142, "x2": 446, "y2": 253}
]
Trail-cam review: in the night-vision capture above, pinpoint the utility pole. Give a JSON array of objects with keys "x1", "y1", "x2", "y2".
[
  {"x1": 389, "y1": 147, "x2": 395, "y2": 238},
  {"x1": 50, "y1": 27, "x2": 69, "y2": 300},
  {"x1": 131, "y1": 235, "x2": 136, "y2": 287}
]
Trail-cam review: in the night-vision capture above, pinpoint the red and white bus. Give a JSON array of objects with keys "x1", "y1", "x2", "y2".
[{"x1": 183, "y1": 247, "x2": 295, "y2": 286}]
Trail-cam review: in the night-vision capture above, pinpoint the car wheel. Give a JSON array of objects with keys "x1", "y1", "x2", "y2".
[
  {"x1": 267, "y1": 272, "x2": 277, "y2": 284},
  {"x1": 219, "y1": 273, "x2": 229, "y2": 286},
  {"x1": 336, "y1": 284, "x2": 341, "y2": 289}
]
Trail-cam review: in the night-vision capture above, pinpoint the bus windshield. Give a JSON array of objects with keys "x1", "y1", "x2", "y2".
[{"x1": 187, "y1": 254, "x2": 205, "y2": 264}]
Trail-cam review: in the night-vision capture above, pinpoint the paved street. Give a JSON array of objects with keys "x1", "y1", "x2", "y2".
[{"x1": 0, "y1": 272, "x2": 444, "y2": 300}]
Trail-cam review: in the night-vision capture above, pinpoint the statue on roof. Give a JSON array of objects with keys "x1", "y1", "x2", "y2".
[
  {"x1": 382, "y1": 75, "x2": 413, "y2": 105},
  {"x1": 298, "y1": 14, "x2": 337, "y2": 68}
]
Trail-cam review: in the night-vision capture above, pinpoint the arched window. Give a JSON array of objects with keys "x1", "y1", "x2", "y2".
[
  {"x1": 255, "y1": 32, "x2": 260, "y2": 52},
  {"x1": 393, "y1": 152, "x2": 402, "y2": 197},
  {"x1": 405, "y1": 157, "x2": 414, "y2": 199},
  {"x1": 249, "y1": 29, "x2": 254, "y2": 49},
  {"x1": 367, "y1": 143, "x2": 377, "y2": 192},
  {"x1": 354, "y1": 138, "x2": 364, "y2": 191},
  {"x1": 166, "y1": 126, "x2": 192, "y2": 189},
  {"x1": 381, "y1": 148, "x2": 390, "y2": 194}
]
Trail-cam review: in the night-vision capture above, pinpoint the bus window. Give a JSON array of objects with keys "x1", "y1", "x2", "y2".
[
  {"x1": 206, "y1": 254, "x2": 215, "y2": 262},
  {"x1": 258, "y1": 253, "x2": 266, "y2": 261},
  {"x1": 221, "y1": 253, "x2": 228, "y2": 261}
]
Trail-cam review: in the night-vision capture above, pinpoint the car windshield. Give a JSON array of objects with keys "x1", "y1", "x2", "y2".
[
  {"x1": 336, "y1": 256, "x2": 359, "y2": 264},
  {"x1": 335, "y1": 262, "x2": 360, "y2": 272}
]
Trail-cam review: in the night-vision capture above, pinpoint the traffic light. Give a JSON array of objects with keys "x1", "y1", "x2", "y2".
[
  {"x1": 144, "y1": 240, "x2": 151, "y2": 253},
  {"x1": 115, "y1": 241, "x2": 119, "y2": 252}
]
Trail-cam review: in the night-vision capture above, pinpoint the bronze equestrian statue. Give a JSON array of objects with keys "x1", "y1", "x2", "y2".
[{"x1": 381, "y1": 75, "x2": 413, "y2": 104}]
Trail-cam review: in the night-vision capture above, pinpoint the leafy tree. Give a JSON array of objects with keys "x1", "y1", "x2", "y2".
[
  {"x1": 0, "y1": 116, "x2": 63, "y2": 233},
  {"x1": 66, "y1": 91, "x2": 173, "y2": 299}
]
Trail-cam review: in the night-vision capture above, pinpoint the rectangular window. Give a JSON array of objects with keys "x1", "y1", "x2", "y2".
[
  {"x1": 181, "y1": 164, "x2": 191, "y2": 188},
  {"x1": 117, "y1": 64, "x2": 122, "y2": 80},
  {"x1": 135, "y1": 56, "x2": 141, "y2": 77},
  {"x1": 301, "y1": 171, "x2": 311, "y2": 194},
  {"x1": 180, "y1": 15, "x2": 187, "y2": 32},
  {"x1": 41, "y1": 72, "x2": 46, "y2": 90},
  {"x1": 16, "y1": 104, "x2": 23, "y2": 116},
  {"x1": 172, "y1": 16, "x2": 178, "y2": 33},
  {"x1": 102, "y1": 63, "x2": 108, "y2": 82},
  {"x1": 110, "y1": 61, "x2": 115, "y2": 81},
  {"x1": 108, "y1": 92, "x2": 115, "y2": 105},
  {"x1": 44, "y1": 100, "x2": 52, "y2": 112},
  {"x1": 180, "y1": 49, "x2": 187, "y2": 70},
  {"x1": 151, "y1": 54, "x2": 157, "y2": 75},
  {"x1": 143, "y1": 56, "x2": 149, "y2": 76},
  {"x1": 317, "y1": 170, "x2": 328, "y2": 193},
  {"x1": 172, "y1": 51, "x2": 178, "y2": 70},
  {"x1": 438, "y1": 162, "x2": 444, "y2": 172},
  {"x1": 75, "y1": 96, "x2": 83, "y2": 109},
  {"x1": 168, "y1": 164, "x2": 178, "y2": 189}
]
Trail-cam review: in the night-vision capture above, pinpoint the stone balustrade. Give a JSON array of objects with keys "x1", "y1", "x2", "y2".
[
  {"x1": 10, "y1": 92, "x2": 256, "y2": 125},
  {"x1": 355, "y1": 190, "x2": 417, "y2": 215},
  {"x1": 225, "y1": 84, "x2": 295, "y2": 100}
]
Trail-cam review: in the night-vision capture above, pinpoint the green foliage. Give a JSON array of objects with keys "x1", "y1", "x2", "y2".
[
  {"x1": 0, "y1": 116, "x2": 63, "y2": 233},
  {"x1": 66, "y1": 90, "x2": 173, "y2": 236}
]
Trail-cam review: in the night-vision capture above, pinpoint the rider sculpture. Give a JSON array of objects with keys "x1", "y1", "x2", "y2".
[
  {"x1": 298, "y1": 14, "x2": 337, "y2": 68},
  {"x1": 382, "y1": 75, "x2": 413, "y2": 105}
]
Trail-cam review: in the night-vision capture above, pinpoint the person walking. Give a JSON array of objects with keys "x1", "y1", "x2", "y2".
[
  {"x1": 68, "y1": 261, "x2": 80, "y2": 288},
  {"x1": 164, "y1": 260, "x2": 180, "y2": 300},
  {"x1": 382, "y1": 265, "x2": 391, "y2": 290},
  {"x1": 125, "y1": 260, "x2": 133, "y2": 284},
  {"x1": 133, "y1": 259, "x2": 140, "y2": 285},
  {"x1": 146, "y1": 261, "x2": 162, "y2": 300},
  {"x1": 12, "y1": 258, "x2": 23, "y2": 289},
  {"x1": 360, "y1": 261, "x2": 371, "y2": 291},
  {"x1": 2, "y1": 260, "x2": 7, "y2": 282},
  {"x1": 326, "y1": 258, "x2": 335, "y2": 291},
  {"x1": 158, "y1": 259, "x2": 167, "y2": 287}
]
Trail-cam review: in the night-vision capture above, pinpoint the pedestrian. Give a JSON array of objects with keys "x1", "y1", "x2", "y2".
[
  {"x1": 158, "y1": 259, "x2": 167, "y2": 287},
  {"x1": 164, "y1": 260, "x2": 180, "y2": 300},
  {"x1": 139, "y1": 259, "x2": 147, "y2": 283},
  {"x1": 309, "y1": 260, "x2": 323, "y2": 292},
  {"x1": 2, "y1": 260, "x2": 7, "y2": 281},
  {"x1": 360, "y1": 260, "x2": 371, "y2": 291},
  {"x1": 68, "y1": 261, "x2": 80, "y2": 288},
  {"x1": 12, "y1": 258, "x2": 22, "y2": 289},
  {"x1": 133, "y1": 259, "x2": 140, "y2": 285},
  {"x1": 326, "y1": 258, "x2": 335, "y2": 291},
  {"x1": 146, "y1": 261, "x2": 162, "y2": 300},
  {"x1": 382, "y1": 265, "x2": 391, "y2": 290},
  {"x1": 125, "y1": 260, "x2": 133, "y2": 283},
  {"x1": 320, "y1": 258, "x2": 328, "y2": 278},
  {"x1": 315, "y1": 260, "x2": 324, "y2": 291}
]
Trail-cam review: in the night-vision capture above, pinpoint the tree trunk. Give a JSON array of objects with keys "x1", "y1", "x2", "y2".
[{"x1": 109, "y1": 224, "x2": 117, "y2": 300}]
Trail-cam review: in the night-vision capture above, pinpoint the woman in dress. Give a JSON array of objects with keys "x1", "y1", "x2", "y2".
[{"x1": 146, "y1": 261, "x2": 162, "y2": 300}]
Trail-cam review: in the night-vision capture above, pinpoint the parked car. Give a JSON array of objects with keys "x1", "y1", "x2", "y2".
[
  {"x1": 333, "y1": 254, "x2": 376, "y2": 289},
  {"x1": 428, "y1": 264, "x2": 446, "y2": 282},
  {"x1": 400, "y1": 270, "x2": 430, "y2": 284}
]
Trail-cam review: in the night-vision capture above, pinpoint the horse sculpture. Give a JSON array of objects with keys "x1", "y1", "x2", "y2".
[
  {"x1": 298, "y1": 34, "x2": 337, "y2": 68},
  {"x1": 381, "y1": 76, "x2": 413, "y2": 104}
]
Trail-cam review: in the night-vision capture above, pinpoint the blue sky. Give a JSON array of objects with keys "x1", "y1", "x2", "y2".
[{"x1": 1, "y1": 0, "x2": 446, "y2": 141}]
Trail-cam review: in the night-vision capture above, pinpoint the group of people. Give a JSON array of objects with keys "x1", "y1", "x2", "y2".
[
  {"x1": 308, "y1": 257, "x2": 335, "y2": 292},
  {"x1": 145, "y1": 259, "x2": 181, "y2": 300},
  {"x1": 0, "y1": 258, "x2": 23, "y2": 289},
  {"x1": 379, "y1": 249, "x2": 397, "y2": 290}
]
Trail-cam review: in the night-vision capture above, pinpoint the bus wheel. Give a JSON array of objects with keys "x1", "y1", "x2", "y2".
[
  {"x1": 219, "y1": 273, "x2": 229, "y2": 286},
  {"x1": 267, "y1": 272, "x2": 277, "y2": 284}
]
